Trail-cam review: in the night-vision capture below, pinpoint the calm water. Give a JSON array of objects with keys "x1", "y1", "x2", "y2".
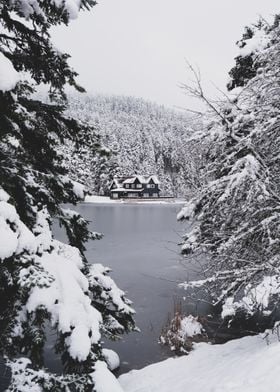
[{"x1": 51, "y1": 203, "x2": 211, "y2": 374}]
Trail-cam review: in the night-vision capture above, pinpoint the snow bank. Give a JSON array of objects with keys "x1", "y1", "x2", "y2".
[
  {"x1": 0, "y1": 52, "x2": 20, "y2": 92},
  {"x1": 119, "y1": 332, "x2": 280, "y2": 392}
]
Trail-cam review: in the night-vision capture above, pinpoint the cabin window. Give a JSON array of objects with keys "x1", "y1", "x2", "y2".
[
  {"x1": 143, "y1": 193, "x2": 149, "y2": 198},
  {"x1": 152, "y1": 193, "x2": 158, "y2": 197},
  {"x1": 131, "y1": 184, "x2": 135, "y2": 188},
  {"x1": 112, "y1": 193, "x2": 119, "y2": 199},
  {"x1": 125, "y1": 184, "x2": 129, "y2": 189},
  {"x1": 136, "y1": 184, "x2": 142, "y2": 188},
  {"x1": 150, "y1": 184, "x2": 155, "y2": 188},
  {"x1": 128, "y1": 193, "x2": 135, "y2": 198}
]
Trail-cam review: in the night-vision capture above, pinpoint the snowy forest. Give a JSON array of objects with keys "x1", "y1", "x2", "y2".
[
  {"x1": 59, "y1": 94, "x2": 203, "y2": 198},
  {"x1": 1, "y1": 0, "x2": 280, "y2": 391}
]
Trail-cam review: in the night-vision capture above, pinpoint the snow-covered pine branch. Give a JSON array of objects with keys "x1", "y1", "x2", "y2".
[
  {"x1": 0, "y1": 1, "x2": 135, "y2": 390},
  {"x1": 178, "y1": 15, "x2": 280, "y2": 325}
]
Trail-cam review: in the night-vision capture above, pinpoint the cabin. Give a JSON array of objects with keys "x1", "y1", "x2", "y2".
[{"x1": 110, "y1": 175, "x2": 161, "y2": 199}]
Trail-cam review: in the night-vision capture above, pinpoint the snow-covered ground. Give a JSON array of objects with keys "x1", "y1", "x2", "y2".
[
  {"x1": 84, "y1": 195, "x2": 185, "y2": 204},
  {"x1": 119, "y1": 331, "x2": 280, "y2": 392},
  {"x1": 85, "y1": 195, "x2": 120, "y2": 203}
]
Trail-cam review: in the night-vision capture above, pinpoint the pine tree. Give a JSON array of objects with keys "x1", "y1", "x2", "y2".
[
  {"x1": 179, "y1": 16, "x2": 280, "y2": 328},
  {"x1": 0, "y1": 1, "x2": 135, "y2": 390}
]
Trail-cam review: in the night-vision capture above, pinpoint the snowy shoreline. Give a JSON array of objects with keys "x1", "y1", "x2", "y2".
[
  {"x1": 118, "y1": 331, "x2": 280, "y2": 392},
  {"x1": 84, "y1": 195, "x2": 186, "y2": 205}
]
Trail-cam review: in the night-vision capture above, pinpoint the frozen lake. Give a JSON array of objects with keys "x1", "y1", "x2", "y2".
[{"x1": 58, "y1": 202, "x2": 211, "y2": 374}]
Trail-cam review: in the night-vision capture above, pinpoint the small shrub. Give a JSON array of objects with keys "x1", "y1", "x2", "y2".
[{"x1": 160, "y1": 302, "x2": 208, "y2": 354}]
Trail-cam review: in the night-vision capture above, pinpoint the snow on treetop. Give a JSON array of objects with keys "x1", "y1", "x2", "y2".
[
  {"x1": 239, "y1": 29, "x2": 269, "y2": 57},
  {"x1": 54, "y1": 0, "x2": 82, "y2": 19},
  {"x1": 12, "y1": 0, "x2": 82, "y2": 20},
  {"x1": 0, "y1": 52, "x2": 20, "y2": 92}
]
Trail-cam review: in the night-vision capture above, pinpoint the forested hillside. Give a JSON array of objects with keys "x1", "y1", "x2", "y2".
[{"x1": 64, "y1": 95, "x2": 203, "y2": 197}]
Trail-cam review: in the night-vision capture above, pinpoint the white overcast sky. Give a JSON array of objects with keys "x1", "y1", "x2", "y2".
[{"x1": 52, "y1": 0, "x2": 280, "y2": 110}]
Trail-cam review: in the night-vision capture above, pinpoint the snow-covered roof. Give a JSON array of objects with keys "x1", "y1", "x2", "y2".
[
  {"x1": 123, "y1": 178, "x2": 135, "y2": 184},
  {"x1": 148, "y1": 175, "x2": 160, "y2": 185},
  {"x1": 118, "y1": 175, "x2": 160, "y2": 186},
  {"x1": 111, "y1": 188, "x2": 144, "y2": 193},
  {"x1": 111, "y1": 178, "x2": 123, "y2": 188},
  {"x1": 109, "y1": 177, "x2": 128, "y2": 190}
]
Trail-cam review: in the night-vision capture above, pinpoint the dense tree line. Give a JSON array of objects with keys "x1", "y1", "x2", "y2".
[{"x1": 63, "y1": 94, "x2": 204, "y2": 198}]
